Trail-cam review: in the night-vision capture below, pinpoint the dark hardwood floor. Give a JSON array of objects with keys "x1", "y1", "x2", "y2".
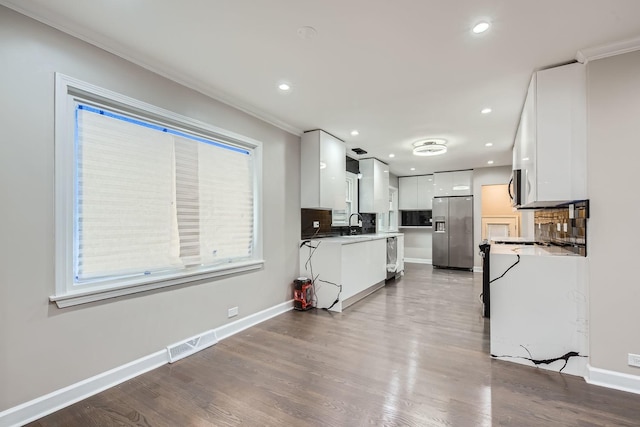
[{"x1": 28, "y1": 264, "x2": 640, "y2": 426}]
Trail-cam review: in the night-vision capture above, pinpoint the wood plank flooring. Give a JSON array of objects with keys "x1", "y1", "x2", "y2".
[{"x1": 28, "y1": 264, "x2": 640, "y2": 426}]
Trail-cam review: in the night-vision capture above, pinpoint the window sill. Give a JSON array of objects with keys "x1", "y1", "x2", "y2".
[{"x1": 50, "y1": 260, "x2": 265, "y2": 308}]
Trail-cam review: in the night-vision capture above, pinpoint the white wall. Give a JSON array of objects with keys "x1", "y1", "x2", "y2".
[
  {"x1": 403, "y1": 229, "x2": 433, "y2": 261},
  {"x1": 587, "y1": 50, "x2": 640, "y2": 376},
  {"x1": 472, "y1": 166, "x2": 514, "y2": 267},
  {"x1": 0, "y1": 7, "x2": 300, "y2": 410}
]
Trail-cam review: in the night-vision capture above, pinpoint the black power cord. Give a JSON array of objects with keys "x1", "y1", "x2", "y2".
[
  {"x1": 489, "y1": 254, "x2": 520, "y2": 284},
  {"x1": 300, "y1": 241, "x2": 342, "y2": 310}
]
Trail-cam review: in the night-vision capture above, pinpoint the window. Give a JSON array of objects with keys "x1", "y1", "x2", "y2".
[
  {"x1": 52, "y1": 74, "x2": 263, "y2": 307},
  {"x1": 332, "y1": 172, "x2": 358, "y2": 226}
]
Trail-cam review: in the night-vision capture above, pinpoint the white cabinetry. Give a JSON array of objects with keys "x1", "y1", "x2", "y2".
[
  {"x1": 359, "y1": 158, "x2": 390, "y2": 213},
  {"x1": 515, "y1": 63, "x2": 587, "y2": 207},
  {"x1": 434, "y1": 170, "x2": 473, "y2": 196},
  {"x1": 301, "y1": 130, "x2": 346, "y2": 210},
  {"x1": 399, "y1": 175, "x2": 434, "y2": 209},
  {"x1": 299, "y1": 237, "x2": 387, "y2": 312}
]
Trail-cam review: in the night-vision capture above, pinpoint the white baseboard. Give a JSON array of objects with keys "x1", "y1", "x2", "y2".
[
  {"x1": 404, "y1": 258, "x2": 432, "y2": 264},
  {"x1": 585, "y1": 364, "x2": 640, "y2": 395},
  {"x1": 0, "y1": 299, "x2": 294, "y2": 427},
  {"x1": 214, "y1": 299, "x2": 293, "y2": 341}
]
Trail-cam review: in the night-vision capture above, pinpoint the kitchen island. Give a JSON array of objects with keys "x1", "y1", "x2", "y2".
[
  {"x1": 299, "y1": 233, "x2": 403, "y2": 312},
  {"x1": 490, "y1": 243, "x2": 588, "y2": 377}
]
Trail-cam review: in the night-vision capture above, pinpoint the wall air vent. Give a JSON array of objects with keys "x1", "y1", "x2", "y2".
[
  {"x1": 352, "y1": 148, "x2": 368, "y2": 155},
  {"x1": 166, "y1": 329, "x2": 218, "y2": 363}
]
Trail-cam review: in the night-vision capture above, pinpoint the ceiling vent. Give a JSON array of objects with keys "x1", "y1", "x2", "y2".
[
  {"x1": 351, "y1": 148, "x2": 368, "y2": 155},
  {"x1": 412, "y1": 139, "x2": 447, "y2": 156}
]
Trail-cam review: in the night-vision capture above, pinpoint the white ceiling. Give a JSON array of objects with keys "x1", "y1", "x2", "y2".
[{"x1": 3, "y1": 0, "x2": 640, "y2": 176}]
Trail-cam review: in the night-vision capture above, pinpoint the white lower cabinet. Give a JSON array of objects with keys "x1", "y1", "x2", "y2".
[
  {"x1": 490, "y1": 248, "x2": 588, "y2": 377},
  {"x1": 299, "y1": 235, "x2": 399, "y2": 312}
]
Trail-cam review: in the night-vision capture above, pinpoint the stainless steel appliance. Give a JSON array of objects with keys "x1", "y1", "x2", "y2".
[
  {"x1": 509, "y1": 169, "x2": 522, "y2": 207},
  {"x1": 400, "y1": 210, "x2": 432, "y2": 227},
  {"x1": 386, "y1": 236, "x2": 398, "y2": 280},
  {"x1": 432, "y1": 196, "x2": 474, "y2": 270}
]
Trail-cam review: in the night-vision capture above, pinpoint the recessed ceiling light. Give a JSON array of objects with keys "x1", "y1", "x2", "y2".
[
  {"x1": 389, "y1": 153, "x2": 395, "y2": 158},
  {"x1": 522, "y1": 157, "x2": 530, "y2": 161},
  {"x1": 481, "y1": 107, "x2": 492, "y2": 114},
  {"x1": 487, "y1": 160, "x2": 494, "y2": 164},
  {"x1": 351, "y1": 130, "x2": 359, "y2": 136},
  {"x1": 278, "y1": 83, "x2": 291, "y2": 91},
  {"x1": 297, "y1": 26, "x2": 317, "y2": 40},
  {"x1": 485, "y1": 142, "x2": 493, "y2": 147},
  {"x1": 383, "y1": 170, "x2": 389, "y2": 173},
  {"x1": 473, "y1": 22, "x2": 490, "y2": 34},
  {"x1": 410, "y1": 167, "x2": 416, "y2": 171}
]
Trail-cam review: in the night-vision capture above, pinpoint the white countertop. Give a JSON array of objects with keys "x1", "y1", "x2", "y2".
[
  {"x1": 491, "y1": 243, "x2": 580, "y2": 257},
  {"x1": 304, "y1": 232, "x2": 403, "y2": 245}
]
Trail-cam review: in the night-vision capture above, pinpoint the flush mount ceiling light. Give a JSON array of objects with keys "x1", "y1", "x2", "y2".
[
  {"x1": 410, "y1": 167, "x2": 416, "y2": 171},
  {"x1": 389, "y1": 153, "x2": 395, "y2": 158},
  {"x1": 487, "y1": 160, "x2": 494, "y2": 164},
  {"x1": 481, "y1": 107, "x2": 492, "y2": 114},
  {"x1": 278, "y1": 82, "x2": 291, "y2": 91},
  {"x1": 412, "y1": 139, "x2": 447, "y2": 156},
  {"x1": 473, "y1": 21, "x2": 490, "y2": 34},
  {"x1": 350, "y1": 130, "x2": 359, "y2": 136},
  {"x1": 485, "y1": 142, "x2": 493, "y2": 147}
]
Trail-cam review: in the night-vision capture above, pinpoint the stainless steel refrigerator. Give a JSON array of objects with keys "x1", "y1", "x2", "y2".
[{"x1": 432, "y1": 196, "x2": 474, "y2": 270}]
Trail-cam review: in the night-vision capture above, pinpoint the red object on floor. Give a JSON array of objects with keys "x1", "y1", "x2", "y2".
[{"x1": 293, "y1": 277, "x2": 313, "y2": 311}]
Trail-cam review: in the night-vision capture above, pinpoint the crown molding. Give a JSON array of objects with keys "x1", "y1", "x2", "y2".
[
  {"x1": 576, "y1": 36, "x2": 640, "y2": 64},
  {"x1": 0, "y1": 1, "x2": 303, "y2": 137}
]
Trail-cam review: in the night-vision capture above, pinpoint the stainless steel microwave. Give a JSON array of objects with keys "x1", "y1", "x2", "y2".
[{"x1": 401, "y1": 210, "x2": 432, "y2": 226}]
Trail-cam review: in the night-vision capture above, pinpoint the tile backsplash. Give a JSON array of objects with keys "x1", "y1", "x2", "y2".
[
  {"x1": 301, "y1": 209, "x2": 377, "y2": 239},
  {"x1": 534, "y1": 201, "x2": 588, "y2": 256}
]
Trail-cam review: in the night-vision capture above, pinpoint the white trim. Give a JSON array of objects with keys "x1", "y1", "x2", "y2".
[
  {"x1": 51, "y1": 261, "x2": 264, "y2": 308},
  {"x1": 0, "y1": 299, "x2": 294, "y2": 427},
  {"x1": 53, "y1": 73, "x2": 265, "y2": 308},
  {"x1": 404, "y1": 257, "x2": 432, "y2": 264},
  {"x1": 0, "y1": 351, "x2": 168, "y2": 427},
  {"x1": 215, "y1": 299, "x2": 294, "y2": 340},
  {"x1": 473, "y1": 266, "x2": 483, "y2": 273},
  {"x1": 585, "y1": 365, "x2": 640, "y2": 395},
  {"x1": 0, "y1": 2, "x2": 302, "y2": 137},
  {"x1": 576, "y1": 36, "x2": 640, "y2": 64}
]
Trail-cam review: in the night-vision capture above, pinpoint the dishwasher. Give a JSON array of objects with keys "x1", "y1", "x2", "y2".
[{"x1": 386, "y1": 236, "x2": 398, "y2": 280}]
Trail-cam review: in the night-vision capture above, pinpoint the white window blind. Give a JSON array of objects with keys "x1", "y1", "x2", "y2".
[
  {"x1": 53, "y1": 74, "x2": 262, "y2": 307},
  {"x1": 73, "y1": 103, "x2": 255, "y2": 286}
]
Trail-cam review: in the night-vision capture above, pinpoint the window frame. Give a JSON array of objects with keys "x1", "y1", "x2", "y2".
[{"x1": 52, "y1": 73, "x2": 264, "y2": 308}]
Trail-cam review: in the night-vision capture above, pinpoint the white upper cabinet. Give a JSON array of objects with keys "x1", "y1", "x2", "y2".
[
  {"x1": 434, "y1": 170, "x2": 473, "y2": 196},
  {"x1": 359, "y1": 158, "x2": 390, "y2": 213},
  {"x1": 515, "y1": 63, "x2": 587, "y2": 207},
  {"x1": 300, "y1": 130, "x2": 346, "y2": 210},
  {"x1": 398, "y1": 176, "x2": 418, "y2": 210},
  {"x1": 399, "y1": 175, "x2": 434, "y2": 209}
]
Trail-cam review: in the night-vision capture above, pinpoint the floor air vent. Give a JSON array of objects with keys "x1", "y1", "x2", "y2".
[{"x1": 167, "y1": 329, "x2": 218, "y2": 363}]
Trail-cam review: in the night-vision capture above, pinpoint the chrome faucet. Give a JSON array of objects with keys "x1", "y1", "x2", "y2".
[{"x1": 348, "y1": 213, "x2": 364, "y2": 235}]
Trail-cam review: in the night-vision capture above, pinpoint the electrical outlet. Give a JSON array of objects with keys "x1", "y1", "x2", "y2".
[
  {"x1": 628, "y1": 353, "x2": 640, "y2": 368},
  {"x1": 313, "y1": 221, "x2": 320, "y2": 228},
  {"x1": 228, "y1": 306, "x2": 238, "y2": 318}
]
